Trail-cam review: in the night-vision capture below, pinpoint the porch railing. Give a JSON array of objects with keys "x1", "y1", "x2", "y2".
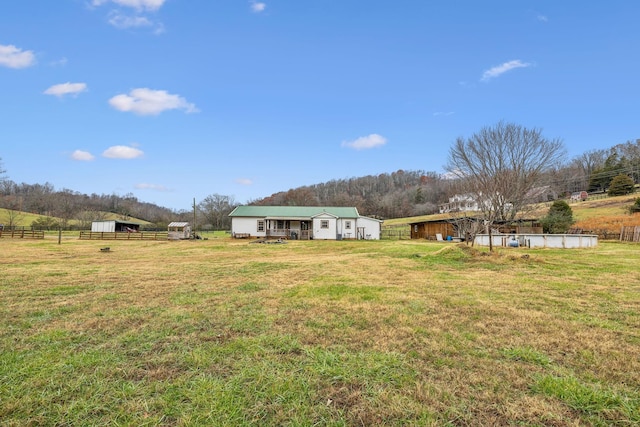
[{"x1": 266, "y1": 228, "x2": 311, "y2": 240}]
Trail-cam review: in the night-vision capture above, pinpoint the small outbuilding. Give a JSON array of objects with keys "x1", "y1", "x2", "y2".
[
  {"x1": 168, "y1": 222, "x2": 192, "y2": 240},
  {"x1": 409, "y1": 214, "x2": 543, "y2": 241},
  {"x1": 570, "y1": 191, "x2": 589, "y2": 202},
  {"x1": 91, "y1": 220, "x2": 140, "y2": 233}
]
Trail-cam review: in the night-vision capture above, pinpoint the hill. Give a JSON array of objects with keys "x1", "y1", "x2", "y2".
[
  {"x1": 571, "y1": 194, "x2": 640, "y2": 233},
  {"x1": 0, "y1": 208, "x2": 154, "y2": 229}
]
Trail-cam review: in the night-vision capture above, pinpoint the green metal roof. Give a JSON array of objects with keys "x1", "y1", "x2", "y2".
[{"x1": 228, "y1": 206, "x2": 360, "y2": 218}]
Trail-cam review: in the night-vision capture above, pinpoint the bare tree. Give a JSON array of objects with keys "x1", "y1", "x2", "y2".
[
  {"x1": 564, "y1": 149, "x2": 606, "y2": 193},
  {"x1": 53, "y1": 189, "x2": 80, "y2": 229},
  {"x1": 199, "y1": 194, "x2": 237, "y2": 230},
  {"x1": 446, "y1": 121, "x2": 565, "y2": 250},
  {"x1": 75, "y1": 209, "x2": 109, "y2": 230},
  {"x1": 1, "y1": 195, "x2": 25, "y2": 229},
  {"x1": 0, "y1": 157, "x2": 6, "y2": 182},
  {"x1": 448, "y1": 213, "x2": 483, "y2": 245}
]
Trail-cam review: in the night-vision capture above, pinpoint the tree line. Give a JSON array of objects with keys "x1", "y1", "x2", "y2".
[{"x1": 1, "y1": 128, "x2": 639, "y2": 231}]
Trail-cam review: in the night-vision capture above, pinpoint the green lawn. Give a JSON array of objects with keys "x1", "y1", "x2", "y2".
[{"x1": 1, "y1": 237, "x2": 638, "y2": 425}]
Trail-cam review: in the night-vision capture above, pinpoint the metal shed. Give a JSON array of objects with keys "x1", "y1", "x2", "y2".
[
  {"x1": 91, "y1": 220, "x2": 140, "y2": 233},
  {"x1": 168, "y1": 222, "x2": 191, "y2": 240}
]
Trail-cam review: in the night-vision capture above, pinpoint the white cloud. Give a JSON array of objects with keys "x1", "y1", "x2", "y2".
[
  {"x1": 71, "y1": 150, "x2": 95, "y2": 161},
  {"x1": 108, "y1": 88, "x2": 199, "y2": 115},
  {"x1": 537, "y1": 14, "x2": 548, "y2": 22},
  {"x1": 250, "y1": 1, "x2": 266, "y2": 13},
  {"x1": 135, "y1": 183, "x2": 170, "y2": 191},
  {"x1": 44, "y1": 82, "x2": 88, "y2": 97},
  {"x1": 93, "y1": 0, "x2": 166, "y2": 32},
  {"x1": 235, "y1": 178, "x2": 253, "y2": 185},
  {"x1": 433, "y1": 111, "x2": 454, "y2": 117},
  {"x1": 102, "y1": 145, "x2": 144, "y2": 159},
  {"x1": 481, "y1": 60, "x2": 532, "y2": 82},
  {"x1": 0, "y1": 44, "x2": 36, "y2": 69},
  {"x1": 92, "y1": 0, "x2": 166, "y2": 11},
  {"x1": 50, "y1": 57, "x2": 68, "y2": 67},
  {"x1": 342, "y1": 134, "x2": 387, "y2": 150},
  {"x1": 108, "y1": 11, "x2": 152, "y2": 29}
]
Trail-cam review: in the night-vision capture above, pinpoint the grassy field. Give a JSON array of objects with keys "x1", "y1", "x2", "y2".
[{"x1": 1, "y1": 236, "x2": 639, "y2": 426}]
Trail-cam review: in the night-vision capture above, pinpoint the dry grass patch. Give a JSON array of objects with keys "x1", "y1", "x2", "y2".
[{"x1": 1, "y1": 237, "x2": 639, "y2": 425}]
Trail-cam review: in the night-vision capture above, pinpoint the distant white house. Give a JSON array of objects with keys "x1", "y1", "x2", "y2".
[
  {"x1": 438, "y1": 194, "x2": 480, "y2": 214},
  {"x1": 439, "y1": 192, "x2": 520, "y2": 214},
  {"x1": 228, "y1": 206, "x2": 382, "y2": 240}
]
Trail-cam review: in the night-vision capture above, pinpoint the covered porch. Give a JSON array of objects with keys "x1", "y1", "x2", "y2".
[{"x1": 264, "y1": 218, "x2": 312, "y2": 240}]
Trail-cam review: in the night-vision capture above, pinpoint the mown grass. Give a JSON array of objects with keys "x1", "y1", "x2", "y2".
[{"x1": 1, "y1": 237, "x2": 639, "y2": 426}]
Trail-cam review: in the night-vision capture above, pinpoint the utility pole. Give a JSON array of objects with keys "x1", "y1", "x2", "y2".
[{"x1": 193, "y1": 198, "x2": 197, "y2": 238}]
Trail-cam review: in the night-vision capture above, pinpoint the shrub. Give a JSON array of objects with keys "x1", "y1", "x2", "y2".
[
  {"x1": 628, "y1": 198, "x2": 640, "y2": 214},
  {"x1": 31, "y1": 216, "x2": 61, "y2": 230},
  {"x1": 540, "y1": 200, "x2": 575, "y2": 233},
  {"x1": 608, "y1": 174, "x2": 635, "y2": 196}
]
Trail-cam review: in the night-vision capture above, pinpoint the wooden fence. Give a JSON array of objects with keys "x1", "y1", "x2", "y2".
[
  {"x1": 381, "y1": 227, "x2": 411, "y2": 240},
  {"x1": 620, "y1": 226, "x2": 640, "y2": 243},
  {"x1": 79, "y1": 231, "x2": 169, "y2": 240},
  {"x1": 0, "y1": 229, "x2": 45, "y2": 239}
]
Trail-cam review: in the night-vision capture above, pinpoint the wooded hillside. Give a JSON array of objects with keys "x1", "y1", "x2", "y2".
[{"x1": 250, "y1": 170, "x2": 446, "y2": 219}]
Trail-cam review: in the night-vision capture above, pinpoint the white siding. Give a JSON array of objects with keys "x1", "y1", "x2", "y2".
[
  {"x1": 91, "y1": 221, "x2": 116, "y2": 232},
  {"x1": 356, "y1": 217, "x2": 382, "y2": 240},
  {"x1": 232, "y1": 218, "x2": 266, "y2": 237},
  {"x1": 313, "y1": 214, "x2": 337, "y2": 240},
  {"x1": 229, "y1": 209, "x2": 382, "y2": 240}
]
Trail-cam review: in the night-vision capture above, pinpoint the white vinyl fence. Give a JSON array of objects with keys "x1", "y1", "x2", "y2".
[{"x1": 474, "y1": 233, "x2": 598, "y2": 249}]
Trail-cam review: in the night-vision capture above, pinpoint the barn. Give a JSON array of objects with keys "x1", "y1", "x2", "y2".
[
  {"x1": 91, "y1": 220, "x2": 140, "y2": 233},
  {"x1": 228, "y1": 206, "x2": 382, "y2": 240},
  {"x1": 409, "y1": 215, "x2": 542, "y2": 241}
]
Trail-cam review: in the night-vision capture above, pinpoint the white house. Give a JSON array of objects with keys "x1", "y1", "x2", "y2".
[
  {"x1": 438, "y1": 193, "x2": 515, "y2": 215},
  {"x1": 228, "y1": 206, "x2": 382, "y2": 240},
  {"x1": 438, "y1": 194, "x2": 480, "y2": 214}
]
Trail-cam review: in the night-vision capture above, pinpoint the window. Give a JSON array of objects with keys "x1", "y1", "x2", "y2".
[
  {"x1": 257, "y1": 220, "x2": 265, "y2": 232},
  {"x1": 320, "y1": 220, "x2": 329, "y2": 229},
  {"x1": 345, "y1": 221, "x2": 351, "y2": 230}
]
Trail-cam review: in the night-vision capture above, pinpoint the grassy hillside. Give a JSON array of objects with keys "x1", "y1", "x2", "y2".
[
  {"x1": 1, "y1": 238, "x2": 638, "y2": 425},
  {"x1": 0, "y1": 208, "x2": 52, "y2": 227},
  {"x1": 0, "y1": 208, "x2": 154, "y2": 228},
  {"x1": 571, "y1": 194, "x2": 640, "y2": 233}
]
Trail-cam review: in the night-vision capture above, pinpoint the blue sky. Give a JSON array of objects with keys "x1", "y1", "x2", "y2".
[{"x1": 1, "y1": 1, "x2": 639, "y2": 211}]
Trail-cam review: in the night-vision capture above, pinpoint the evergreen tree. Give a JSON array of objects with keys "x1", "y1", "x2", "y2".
[
  {"x1": 608, "y1": 174, "x2": 635, "y2": 196},
  {"x1": 540, "y1": 200, "x2": 575, "y2": 233}
]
